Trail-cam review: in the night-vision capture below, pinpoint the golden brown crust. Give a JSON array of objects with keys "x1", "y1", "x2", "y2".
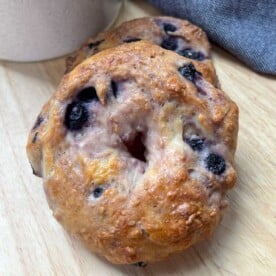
[
  {"x1": 65, "y1": 16, "x2": 217, "y2": 86},
  {"x1": 27, "y1": 41, "x2": 238, "y2": 264}
]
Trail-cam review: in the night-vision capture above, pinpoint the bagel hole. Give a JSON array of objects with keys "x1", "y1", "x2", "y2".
[{"x1": 123, "y1": 132, "x2": 146, "y2": 162}]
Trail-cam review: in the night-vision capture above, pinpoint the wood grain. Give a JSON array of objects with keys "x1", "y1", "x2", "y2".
[{"x1": 0, "y1": 0, "x2": 275, "y2": 275}]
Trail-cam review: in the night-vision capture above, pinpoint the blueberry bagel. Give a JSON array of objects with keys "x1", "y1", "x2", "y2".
[
  {"x1": 27, "y1": 41, "x2": 238, "y2": 264},
  {"x1": 66, "y1": 16, "x2": 217, "y2": 86}
]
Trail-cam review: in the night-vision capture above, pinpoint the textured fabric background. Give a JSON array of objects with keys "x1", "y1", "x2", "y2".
[{"x1": 148, "y1": 0, "x2": 276, "y2": 75}]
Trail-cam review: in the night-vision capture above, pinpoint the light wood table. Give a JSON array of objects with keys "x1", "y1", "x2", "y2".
[{"x1": 0, "y1": 1, "x2": 275, "y2": 275}]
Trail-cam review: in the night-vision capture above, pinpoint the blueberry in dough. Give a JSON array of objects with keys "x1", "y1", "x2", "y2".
[
  {"x1": 32, "y1": 132, "x2": 38, "y2": 144},
  {"x1": 32, "y1": 116, "x2": 43, "y2": 130},
  {"x1": 93, "y1": 187, "x2": 104, "y2": 198},
  {"x1": 123, "y1": 37, "x2": 142, "y2": 43},
  {"x1": 185, "y1": 137, "x2": 205, "y2": 151},
  {"x1": 178, "y1": 48, "x2": 205, "y2": 61},
  {"x1": 163, "y1": 23, "x2": 177, "y2": 32},
  {"x1": 133, "y1": 262, "x2": 147, "y2": 267},
  {"x1": 205, "y1": 153, "x2": 226, "y2": 175},
  {"x1": 77, "y1": 87, "x2": 99, "y2": 102},
  {"x1": 88, "y1": 40, "x2": 104, "y2": 49},
  {"x1": 64, "y1": 101, "x2": 88, "y2": 131},
  {"x1": 161, "y1": 36, "x2": 178, "y2": 51},
  {"x1": 111, "y1": 81, "x2": 118, "y2": 98},
  {"x1": 178, "y1": 63, "x2": 202, "y2": 82}
]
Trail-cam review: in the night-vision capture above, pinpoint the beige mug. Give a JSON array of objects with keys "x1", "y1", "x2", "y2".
[{"x1": 0, "y1": 0, "x2": 123, "y2": 61}]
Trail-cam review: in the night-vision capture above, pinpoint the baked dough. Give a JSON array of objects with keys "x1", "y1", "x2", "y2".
[
  {"x1": 66, "y1": 16, "x2": 217, "y2": 86},
  {"x1": 27, "y1": 41, "x2": 238, "y2": 264}
]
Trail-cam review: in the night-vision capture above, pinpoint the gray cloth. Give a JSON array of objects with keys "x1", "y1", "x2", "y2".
[{"x1": 148, "y1": 0, "x2": 276, "y2": 75}]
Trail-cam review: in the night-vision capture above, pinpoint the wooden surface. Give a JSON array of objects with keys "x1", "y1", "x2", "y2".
[{"x1": 0, "y1": 0, "x2": 275, "y2": 275}]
